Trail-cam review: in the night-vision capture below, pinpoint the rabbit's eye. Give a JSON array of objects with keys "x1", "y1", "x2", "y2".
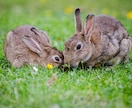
[
  {"x1": 76, "y1": 44, "x2": 81, "y2": 50},
  {"x1": 52, "y1": 55, "x2": 61, "y2": 62},
  {"x1": 55, "y1": 57, "x2": 60, "y2": 62},
  {"x1": 75, "y1": 42, "x2": 83, "y2": 51}
]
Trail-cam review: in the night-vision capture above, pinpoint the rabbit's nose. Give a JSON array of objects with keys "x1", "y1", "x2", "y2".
[{"x1": 64, "y1": 56, "x2": 70, "y2": 64}]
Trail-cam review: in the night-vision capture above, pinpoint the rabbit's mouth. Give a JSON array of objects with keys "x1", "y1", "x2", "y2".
[
  {"x1": 70, "y1": 60, "x2": 80, "y2": 68},
  {"x1": 64, "y1": 60, "x2": 79, "y2": 68}
]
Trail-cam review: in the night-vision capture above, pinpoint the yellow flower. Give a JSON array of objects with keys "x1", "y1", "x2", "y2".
[
  {"x1": 44, "y1": 10, "x2": 52, "y2": 17},
  {"x1": 39, "y1": 0, "x2": 46, "y2": 3},
  {"x1": 47, "y1": 63, "x2": 53, "y2": 69},
  {"x1": 64, "y1": 6, "x2": 74, "y2": 14},
  {"x1": 102, "y1": 8, "x2": 109, "y2": 14},
  {"x1": 127, "y1": 11, "x2": 132, "y2": 19}
]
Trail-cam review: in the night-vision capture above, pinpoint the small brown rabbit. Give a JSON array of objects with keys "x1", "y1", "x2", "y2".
[
  {"x1": 4, "y1": 25, "x2": 64, "y2": 68},
  {"x1": 63, "y1": 8, "x2": 131, "y2": 68}
]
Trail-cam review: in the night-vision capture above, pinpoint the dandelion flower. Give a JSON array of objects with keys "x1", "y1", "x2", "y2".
[
  {"x1": 127, "y1": 11, "x2": 132, "y2": 19},
  {"x1": 39, "y1": 0, "x2": 46, "y2": 3},
  {"x1": 47, "y1": 63, "x2": 53, "y2": 69},
  {"x1": 102, "y1": 8, "x2": 109, "y2": 14},
  {"x1": 64, "y1": 6, "x2": 74, "y2": 14}
]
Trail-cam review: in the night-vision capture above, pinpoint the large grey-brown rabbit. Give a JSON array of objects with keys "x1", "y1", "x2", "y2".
[
  {"x1": 63, "y1": 8, "x2": 131, "y2": 68},
  {"x1": 4, "y1": 25, "x2": 64, "y2": 68}
]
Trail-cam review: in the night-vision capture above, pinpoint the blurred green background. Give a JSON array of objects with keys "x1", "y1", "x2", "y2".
[
  {"x1": 0, "y1": 0, "x2": 132, "y2": 45},
  {"x1": 0, "y1": 0, "x2": 132, "y2": 15},
  {"x1": 0, "y1": 0, "x2": 132, "y2": 43}
]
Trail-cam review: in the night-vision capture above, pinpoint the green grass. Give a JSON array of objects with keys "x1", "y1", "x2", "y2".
[{"x1": 0, "y1": 0, "x2": 132, "y2": 108}]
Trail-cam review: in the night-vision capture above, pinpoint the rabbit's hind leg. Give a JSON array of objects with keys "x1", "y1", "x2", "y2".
[
  {"x1": 12, "y1": 55, "x2": 28, "y2": 68},
  {"x1": 107, "y1": 38, "x2": 131, "y2": 65}
]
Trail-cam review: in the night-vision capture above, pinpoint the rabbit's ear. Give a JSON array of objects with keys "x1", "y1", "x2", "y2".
[
  {"x1": 22, "y1": 35, "x2": 43, "y2": 56},
  {"x1": 31, "y1": 27, "x2": 50, "y2": 44},
  {"x1": 74, "y1": 8, "x2": 82, "y2": 33},
  {"x1": 31, "y1": 27, "x2": 41, "y2": 35},
  {"x1": 84, "y1": 14, "x2": 95, "y2": 36}
]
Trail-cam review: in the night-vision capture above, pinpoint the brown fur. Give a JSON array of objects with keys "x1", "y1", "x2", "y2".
[
  {"x1": 4, "y1": 25, "x2": 63, "y2": 67},
  {"x1": 63, "y1": 8, "x2": 131, "y2": 68}
]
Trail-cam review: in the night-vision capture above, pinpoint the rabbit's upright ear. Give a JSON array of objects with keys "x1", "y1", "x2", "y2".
[
  {"x1": 22, "y1": 35, "x2": 43, "y2": 57},
  {"x1": 74, "y1": 8, "x2": 82, "y2": 33},
  {"x1": 84, "y1": 14, "x2": 95, "y2": 37},
  {"x1": 84, "y1": 15, "x2": 101, "y2": 44}
]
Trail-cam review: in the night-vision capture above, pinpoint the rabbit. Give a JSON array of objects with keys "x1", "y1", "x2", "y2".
[
  {"x1": 4, "y1": 25, "x2": 64, "y2": 68},
  {"x1": 63, "y1": 8, "x2": 132, "y2": 68}
]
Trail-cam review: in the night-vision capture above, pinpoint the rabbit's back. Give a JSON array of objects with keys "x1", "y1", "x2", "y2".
[
  {"x1": 90, "y1": 15, "x2": 131, "y2": 66},
  {"x1": 5, "y1": 25, "x2": 38, "y2": 49},
  {"x1": 4, "y1": 25, "x2": 48, "y2": 67},
  {"x1": 95, "y1": 15, "x2": 129, "y2": 40},
  {"x1": 12, "y1": 25, "x2": 33, "y2": 35},
  {"x1": 4, "y1": 27, "x2": 31, "y2": 66}
]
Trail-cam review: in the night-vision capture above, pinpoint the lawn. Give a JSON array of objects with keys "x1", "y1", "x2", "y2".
[{"x1": 0, "y1": 0, "x2": 132, "y2": 108}]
